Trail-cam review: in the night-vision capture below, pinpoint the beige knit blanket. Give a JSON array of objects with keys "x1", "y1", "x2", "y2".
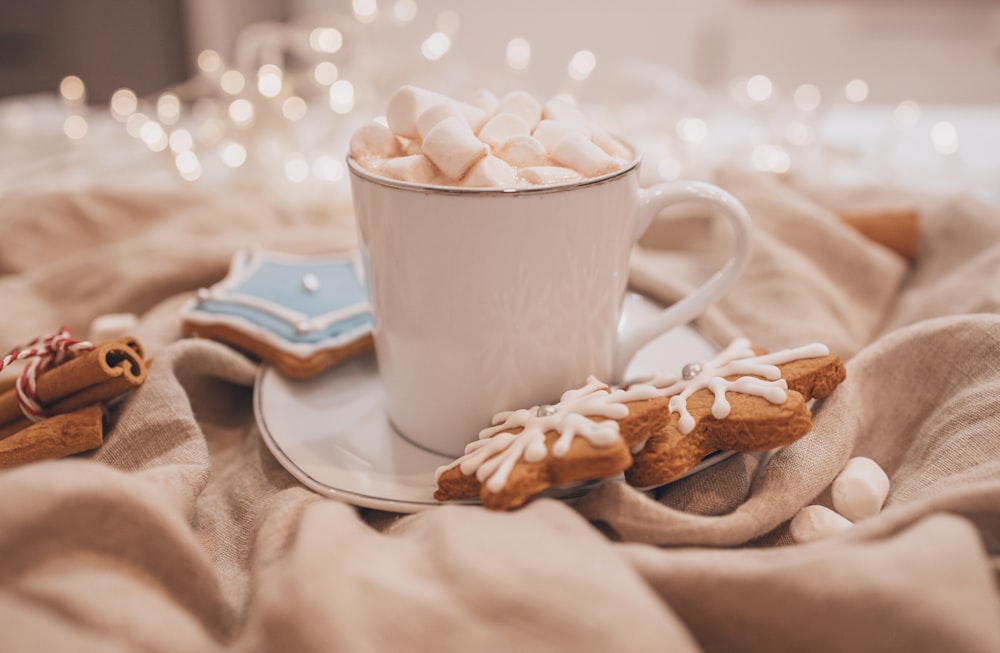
[{"x1": 1, "y1": 167, "x2": 998, "y2": 652}]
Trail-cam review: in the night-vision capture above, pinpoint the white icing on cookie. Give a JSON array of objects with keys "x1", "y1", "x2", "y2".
[
  {"x1": 436, "y1": 338, "x2": 830, "y2": 495},
  {"x1": 625, "y1": 338, "x2": 829, "y2": 434},
  {"x1": 434, "y1": 377, "x2": 626, "y2": 493}
]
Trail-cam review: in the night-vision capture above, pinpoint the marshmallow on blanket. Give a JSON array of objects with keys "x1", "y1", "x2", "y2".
[
  {"x1": 422, "y1": 116, "x2": 489, "y2": 180},
  {"x1": 832, "y1": 457, "x2": 890, "y2": 521},
  {"x1": 552, "y1": 132, "x2": 621, "y2": 177},
  {"x1": 790, "y1": 505, "x2": 854, "y2": 544}
]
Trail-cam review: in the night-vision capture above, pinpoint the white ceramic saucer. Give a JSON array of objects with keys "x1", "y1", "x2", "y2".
[{"x1": 254, "y1": 292, "x2": 724, "y2": 512}]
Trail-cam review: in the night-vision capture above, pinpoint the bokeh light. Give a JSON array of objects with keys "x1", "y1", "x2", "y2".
[
  {"x1": 220, "y1": 141, "x2": 247, "y2": 168},
  {"x1": 353, "y1": 0, "x2": 377, "y2": 23},
  {"x1": 59, "y1": 75, "x2": 86, "y2": 103},
  {"x1": 930, "y1": 121, "x2": 959, "y2": 155},
  {"x1": 676, "y1": 117, "x2": 708, "y2": 144},
  {"x1": 568, "y1": 50, "x2": 597, "y2": 81},
  {"x1": 793, "y1": 84, "x2": 821, "y2": 111},
  {"x1": 282, "y1": 96, "x2": 308, "y2": 121},
  {"x1": 228, "y1": 99, "x2": 255, "y2": 125},
  {"x1": 314, "y1": 61, "x2": 339, "y2": 85},
  {"x1": 892, "y1": 100, "x2": 921, "y2": 129},
  {"x1": 63, "y1": 115, "x2": 88, "y2": 139},
  {"x1": 746, "y1": 75, "x2": 773, "y2": 103},
  {"x1": 257, "y1": 64, "x2": 283, "y2": 98},
  {"x1": 506, "y1": 38, "x2": 531, "y2": 71},
  {"x1": 157, "y1": 93, "x2": 181, "y2": 124},
  {"x1": 393, "y1": 0, "x2": 418, "y2": 23},
  {"x1": 421, "y1": 32, "x2": 451, "y2": 60},
  {"x1": 845, "y1": 79, "x2": 869, "y2": 103},
  {"x1": 110, "y1": 88, "x2": 138, "y2": 121},
  {"x1": 309, "y1": 27, "x2": 343, "y2": 53},
  {"x1": 329, "y1": 80, "x2": 355, "y2": 113},
  {"x1": 197, "y1": 49, "x2": 222, "y2": 74},
  {"x1": 285, "y1": 153, "x2": 310, "y2": 182},
  {"x1": 220, "y1": 70, "x2": 245, "y2": 95}
]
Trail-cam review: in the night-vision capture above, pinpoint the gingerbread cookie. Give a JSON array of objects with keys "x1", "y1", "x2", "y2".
[
  {"x1": 435, "y1": 338, "x2": 845, "y2": 510},
  {"x1": 181, "y1": 246, "x2": 374, "y2": 378},
  {"x1": 624, "y1": 339, "x2": 846, "y2": 488},
  {"x1": 434, "y1": 378, "x2": 660, "y2": 511}
]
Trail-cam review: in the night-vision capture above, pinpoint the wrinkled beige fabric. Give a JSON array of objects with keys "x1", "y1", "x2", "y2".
[{"x1": 1, "y1": 171, "x2": 998, "y2": 652}]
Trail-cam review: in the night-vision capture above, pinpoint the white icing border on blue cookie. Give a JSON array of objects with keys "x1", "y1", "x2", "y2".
[{"x1": 181, "y1": 246, "x2": 373, "y2": 359}]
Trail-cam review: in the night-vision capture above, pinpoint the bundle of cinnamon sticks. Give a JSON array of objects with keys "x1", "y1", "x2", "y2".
[{"x1": 0, "y1": 336, "x2": 147, "y2": 468}]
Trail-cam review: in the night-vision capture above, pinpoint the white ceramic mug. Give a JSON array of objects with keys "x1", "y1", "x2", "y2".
[{"x1": 348, "y1": 155, "x2": 752, "y2": 457}]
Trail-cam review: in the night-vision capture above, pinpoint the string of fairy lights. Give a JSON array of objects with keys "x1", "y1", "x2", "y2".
[{"x1": 46, "y1": 2, "x2": 967, "y2": 202}]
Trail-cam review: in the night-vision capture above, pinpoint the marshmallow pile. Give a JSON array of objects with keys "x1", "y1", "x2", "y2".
[
  {"x1": 790, "y1": 456, "x2": 892, "y2": 544},
  {"x1": 349, "y1": 85, "x2": 633, "y2": 188}
]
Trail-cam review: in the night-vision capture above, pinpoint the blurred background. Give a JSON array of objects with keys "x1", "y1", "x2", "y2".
[
  {"x1": 3, "y1": 0, "x2": 997, "y2": 103},
  {"x1": 2, "y1": 0, "x2": 997, "y2": 203}
]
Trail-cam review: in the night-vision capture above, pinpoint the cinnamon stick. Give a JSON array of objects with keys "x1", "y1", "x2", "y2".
[
  {"x1": 0, "y1": 337, "x2": 146, "y2": 428},
  {"x1": 0, "y1": 403, "x2": 105, "y2": 468},
  {"x1": 838, "y1": 208, "x2": 921, "y2": 261}
]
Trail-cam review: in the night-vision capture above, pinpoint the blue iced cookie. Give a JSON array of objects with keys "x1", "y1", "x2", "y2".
[{"x1": 181, "y1": 246, "x2": 374, "y2": 378}]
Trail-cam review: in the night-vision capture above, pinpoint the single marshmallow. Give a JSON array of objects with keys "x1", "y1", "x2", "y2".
[
  {"x1": 542, "y1": 97, "x2": 587, "y2": 127},
  {"x1": 493, "y1": 134, "x2": 549, "y2": 167},
  {"x1": 386, "y1": 85, "x2": 454, "y2": 139},
  {"x1": 454, "y1": 101, "x2": 489, "y2": 133},
  {"x1": 478, "y1": 112, "x2": 531, "y2": 149},
  {"x1": 591, "y1": 127, "x2": 633, "y2": 160},
  {"x1": 88, "y1": 312, "x2": 139, "y2": 344},
  {"x1": 518, "y1": 166, "x2": 582, "y2": 186},
  {"x1": 551, "y1": 132, "x2": 621, "y2": 177},
  {"x1": 411, "y1": 99, "x2": 489, "y2": 140},
  {"x1": 461, "y1": 155, "x2": 517, "y2": 188},
  {"x1": 831, "y1": 457, "x2": 890, "y2": 522},
  {"x1": 497, "y1": 90, "x2": 543, "y2": 128},
  {"x1": 531, "y1": 119, "x2": 590, "y2": 153},
  {"x1": 416, "y1": 103, "x2": 466, "y2": 140},
  {"x1": 466, "y1": 88, "x2": 499, "y2": 116},
  {"x1": 349, "y1": 121, "x2": 402, "y2": 160},
  {"x1": 790, "y1": 505, "x2": 854, "y2": 544},
  {"x1": 377, "y1": 154, "x2": 438, "y2": 184},
  {"x1": 421, "y1": 116, "x2": 489, "y2": 179}
]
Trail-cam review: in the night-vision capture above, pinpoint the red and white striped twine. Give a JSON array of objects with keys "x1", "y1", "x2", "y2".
[{"x1": 1, "y1": 327, "x2": 94, "y2": 422}]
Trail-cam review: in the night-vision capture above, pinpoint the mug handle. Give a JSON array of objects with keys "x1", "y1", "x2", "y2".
[{"x1": 611, "y1": 180, "x2": 753, "y2": 381}]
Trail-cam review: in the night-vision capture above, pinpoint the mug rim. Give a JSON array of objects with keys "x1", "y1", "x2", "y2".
[{"x1": 347, "y1": 149, "x2": 642, "y2": 196}]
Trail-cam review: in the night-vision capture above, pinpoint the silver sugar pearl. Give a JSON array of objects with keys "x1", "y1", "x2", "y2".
[
  {"x1": 195, "y1": 287, "x2": 211, "y2": 304},
  {"x1": 536, "y1": 404, "x2": 557, "y2": 418},
  {"x1": 301, "y1": 273, "x2": 320, "y2": 293},
  {"x1": 294, "y1": 320, "x2": 312, "y2": 335},
  {"x1": 681, "y1": 362, "x2": 703, "y2": 380}
]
